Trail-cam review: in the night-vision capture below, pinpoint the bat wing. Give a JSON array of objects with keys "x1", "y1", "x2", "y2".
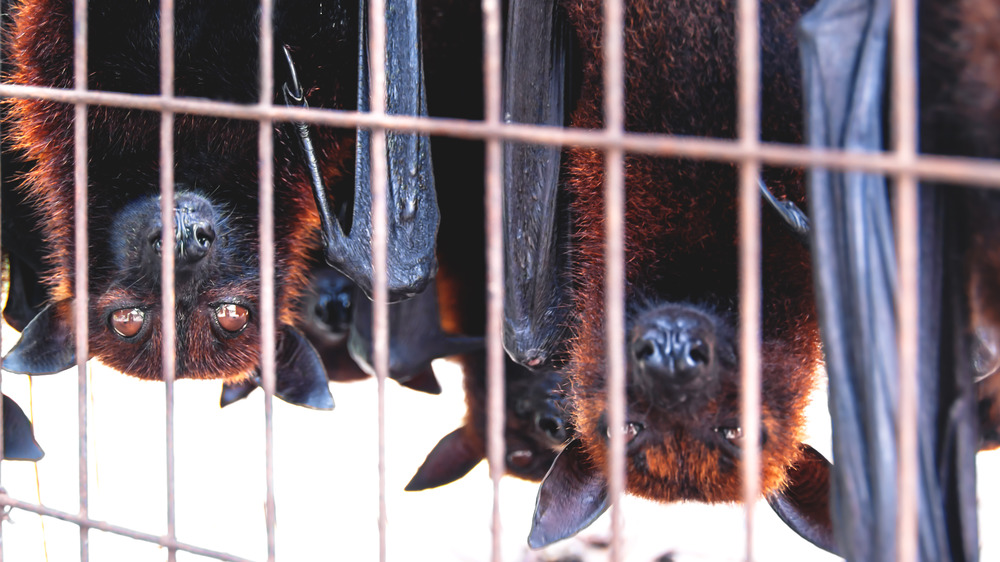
[
  {"x1": 2, "y1": 394, "x2": 43, "y2": 461},
  {"x1": 501, "y1": 0, "x2": 573, "y2": 369},
  {"x1": 3, "y1": 299, "x2": 77, "y2": 375},
  {"x1": 347, "y1": 277, "x2": 483, "y2": 393},
  {"x1": 288, "y1": 0, "x2": 438, "y2": 302},
  {"x1": 527, "y1": 437, "x2": 609, "y2": 549},
  {"x1": 800, "y1": 0, "x2": 977, "y2": 558},
  {"x1": 220, "y1": 326, "x2": 335, "y2": 410},
  {"x1": 766, "y1": 444, "x2": 837, "y2": 555},
  {"x1": 404, "y1": 425, "x2": 483, "y2": 491}
]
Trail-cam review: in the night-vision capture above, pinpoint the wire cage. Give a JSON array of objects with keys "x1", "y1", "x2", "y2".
[{"x1": 0, "y1": 0, "x2": 997, "y2": 561}]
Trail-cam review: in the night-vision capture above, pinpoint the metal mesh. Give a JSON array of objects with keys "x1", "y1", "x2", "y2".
[{"x1": 0, "y1": 0, "x2": 965, "y2": 560}]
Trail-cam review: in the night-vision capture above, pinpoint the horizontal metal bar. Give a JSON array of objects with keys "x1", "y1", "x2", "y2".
[
  {"x1": 0, "y1": 494, "x2": 256, "y2": 562},
  {"x1": 2, "y1": 83, "x2": 1000, "y2": 186}
]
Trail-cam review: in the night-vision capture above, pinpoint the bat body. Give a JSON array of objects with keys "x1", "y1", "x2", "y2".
[
  {"x1": 528, "y1": 0, "x2": 833, "y2": 551},
  {"x1": 3, "y1": 0, "x2": 355, "y2": 405}
]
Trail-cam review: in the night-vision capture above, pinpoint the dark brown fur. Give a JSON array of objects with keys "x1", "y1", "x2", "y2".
[
  {"x1": 919, "y1": 0, "x2": 1000, "y2": 449},
  {"x1": 559, "y1": 0, "x2": 820, "y2": 503}
]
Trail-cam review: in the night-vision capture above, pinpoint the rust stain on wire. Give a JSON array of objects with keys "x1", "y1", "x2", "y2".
[
  {"x1": 892, "y1": 0, "x2": 919, "y2": 559},
  {"x1": 367, "y1": 1, "x2": 390, "y2": 561},
  {"x1": 72, "y1": 1, "x2": 90, "y2": 561},
  {"x1": 4, "y1": 83, "x2": 999, "y2": 186},
  {"x1": 737, "y1": 0, "x2": 762, "y2": 559},
  {"x1": 602, "y1": 1, "x2": 627, "y2": 561},
  {"x1": 257, "y1": 1, "x2": 278, "y2": 561},
  {"x1": 482, "y1": 1, "x2": 505, "y2": 561},
  {"x1": 158, "y1": 2, "x2": 178, "y2": 561}
]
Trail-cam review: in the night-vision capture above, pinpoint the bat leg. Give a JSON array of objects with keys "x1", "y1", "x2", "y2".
[
  {"x1": 284, "y1": 0, "x2": 439, "y2": 302},
  {"x1": 759, "y1": 177, "x2": 810, "y2": 244}
]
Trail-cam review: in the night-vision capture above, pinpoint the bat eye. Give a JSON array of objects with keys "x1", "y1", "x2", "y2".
[
  {"x1": 606, "y1": 421, "x2": 644, "y2": 444},
  {"x1": 110, "y1": 308, "x2": 146, "y2": 338},
  {"x1": 714, "y1": 425, "x2": 745, "y2": 457},
  {"x1": 215, "y1": 304, "x2": 250, "y2": 334}
]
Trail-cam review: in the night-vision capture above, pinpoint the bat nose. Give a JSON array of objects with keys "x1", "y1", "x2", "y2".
[
  {"x1": 314, "y1": 285, "x2": 352, "y2": 335},
  {"x1": 631, "y1": 313, "x2": 712, "y2": 386},
  {"x1": 176, "y1": 216, "x2": 216, "y2": 266},
  {"x1": 534, "y1": 407, "x2": 567, "y2": 445}
]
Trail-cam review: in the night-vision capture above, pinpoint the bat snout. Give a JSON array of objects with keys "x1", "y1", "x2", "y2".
[
  {"x1": 175, "y1": 217, "x2": 216, "y2": 266},
  {"x1": 629, "y1": 305, "x2": 722, "y2": 405}
]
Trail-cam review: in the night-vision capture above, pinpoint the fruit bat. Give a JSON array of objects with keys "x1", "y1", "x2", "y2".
[
  {"x1": 511, "y1": 0, "x2": 837, "y2": 554},
  {"x1": 1, "y1": 0, "x2": 358, "y2": 409}
]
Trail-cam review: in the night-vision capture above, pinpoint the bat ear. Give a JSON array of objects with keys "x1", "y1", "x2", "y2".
[
  {"x1": 397, "y1": 369, "x2": 442, "y2": 395},
  {"x1": 270, "y1": 325, "x2": 335, "y2": 410},
  {"x1": 3, "y1": 299, "x2": 79, "y2": 375},
  {"x1": 2, "y1": 394, "x2": 44, "y2": 461},
  {"x1": 405, "y1": 426, "x2": 483, "y2": 491},
  {"x1": 766, "y1": 444, "x2": 839, "y2": 555},
  {"x1": 219, "y1": 378, "x2": 258, "y2": 408},
  {"x1": 528, "y1": 438, "x2": 609, "y2": 549}
]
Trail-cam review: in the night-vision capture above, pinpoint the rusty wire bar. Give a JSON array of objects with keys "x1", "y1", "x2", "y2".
[
  {"x1": 892, "y1": 0, "x2": 919, "y2": 559},
  {"x1": 367, "y1": 1, "x2": 390, "y2": 561},
  {"x1": 158, "y1": 1, "x2": 178, "y2": 561},
  {"x1": 7, "y1": 82, "x2": 1000, "y2": 187},
  {"x1": 736, "y1": 0, "x2": 762, "y2": 559},
  {"x1": 601, "y1": 1, "x2": 627, "y2": 561},
  {"x1": 482, "y1": 0, "x2": 505, "y2": 561},
  {"x1": 256, "y1": 1, "x2": 278, "y2": 561},
  {"x1": 72, "y1": 0, "x2": 90, "y2": 560},
  {"x1": 0, "y1": 494, "x2": 256, "y2": 562}
]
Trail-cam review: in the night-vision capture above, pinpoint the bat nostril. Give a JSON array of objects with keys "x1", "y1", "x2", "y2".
[
  {"x1": 536, "y1": 414, "x2": 566, "y2": 443},
  {"x1": 194, "y1": 224, "x2": 215, "y2": 249},
  {"x1": 631, "y1": 336, "x2": 658, "y2": 364},
  {"x1": 687, "y1": 340, "x2": 710, "y2": 367}
]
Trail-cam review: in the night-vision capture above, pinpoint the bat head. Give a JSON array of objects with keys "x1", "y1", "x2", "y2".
[{"x1": 530, "y1": 301, "x2": 833, "y2": 552}]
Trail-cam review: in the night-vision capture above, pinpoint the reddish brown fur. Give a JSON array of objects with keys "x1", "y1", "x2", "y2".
[
  {"x1": 5, "y1": 0, "x2": 355, "y2": 380},
  {"x1": 560, "y1": 0, "x2": 821, "y2": 503}
]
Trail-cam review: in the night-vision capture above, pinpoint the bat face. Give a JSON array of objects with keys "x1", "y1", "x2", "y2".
[
  {"x1": 3, "y1": 0, "x2": 356, "y2": 388},
  {"x1": 88, "y1": 190, "x2": 262, "y2": 381},
  {"x1": 575, "y1": 301, "x2": 809, "y2": 504},
  {"x1": 504, "y1": 364, "x2": 570, "y2": 480},
  {"x1": 405, "y1": 356, "x2": 570, "y2": 491}
]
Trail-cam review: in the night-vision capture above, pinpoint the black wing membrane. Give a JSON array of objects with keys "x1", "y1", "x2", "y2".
[
  {"x1": 501, "y1": 0, "x2": 573, "y2": 369},
  {"x1": 347, "y1": 278, "x2": 483, "y2": 393},
  {"x1": 331, "y1": 0, "x2": 438, "y2": 302},
  {"x1": 2, "y1": 394, "x2": 44, "y2": 461},
  {"x1": 799, "y1": 0, "x2": 977, "y2": 559}
]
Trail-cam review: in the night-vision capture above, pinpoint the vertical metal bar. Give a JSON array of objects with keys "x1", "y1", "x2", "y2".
[
  {"x1": 257, "y1": 1, "x2": 277, "y2": 560},
  {"x1": 367, "y1": 1, "x2": 389, "y2": 560},
  {"x1": 736, "y1": 0, "x2": 761, "y2": 559},
  {"x1": 892, "y1": 0, "x2": 918, "y2": 559},
  {"x1": 482, "y1": 0, "x2": 505, "y2": 561},
  {"x1": 158, "y1": 1, "x2": 177, "y2": 561},
  {"x1": 601, "y1": 1, "x2": 626, "y2": 561},
  {"x1": 0, "y1": 16, "x2": 5, "y2": 558},
  {"x1": 72, "y1": 1, "x2": 90, "y2": 561}
]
